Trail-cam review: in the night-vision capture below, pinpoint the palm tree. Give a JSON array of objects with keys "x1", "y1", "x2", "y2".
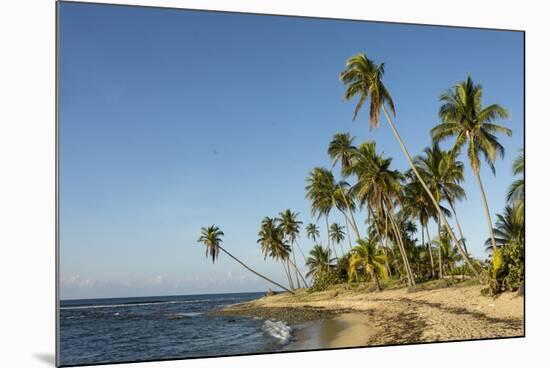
[
  {"x1": 306, "y1": 223, "x2": 320, "y2": 243},
  {"x1": 329, "y1": 223, "x2": 346, "y2": 256},
  {"x1": 305, "y1": 167, "x2": 337, "y2": 265},
  {"x1": 340, "y1": 53, "x2": 478, "y2": 277},
  {"x1": 257, "y1": 217, "x2": 294, "y2": 290},
  {"x1": 306, "y1": 244, "x2": 333, "y2": 279},
  {"x1": 432, "y1": 76, "x2": 511, "y2": 257},
  {"x1": 403, "y1": 178, "x2": 436, "y2": 278},
  {"x1": 349, "y1": 238, "x2": 388, "y2": 291},
  {"x1": 413, "y1": 144, "x2": 474, "y2": 277},
  {"x1": 328, "y1": 133, "x2": 361, "y2": 237},
  {"x1": 484, "y1": 204, "x2": 525, "y2": 252},
  {"x1": 349, "y1": 141, "x2": 415, "y2": 287},
  {"x1": 507, "y1": 149, "x2": 524, "y2": 217},
  {"x1": 277, "y1": 209, "x2": 308, "y2": 288},
  {"x1": 198, "y1": 225, "x2": 292, "y2": 294},
  {"x1": 432, "y1": 230, "x2": 459, "y2": 276}
]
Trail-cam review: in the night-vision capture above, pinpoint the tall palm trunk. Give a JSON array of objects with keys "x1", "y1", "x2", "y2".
[
  {"x1": 449, "y1": 200, "x2": 469, "y2": 254},
  {"x1": 437, "y1": 215, "x2": 443, "y2": 279},
  {"x1": 381, "y1": 105, "x2": 479, "y2": 277},
  {"x1": 421, "y1": 224, "x2": 427, "y2": 278},
  {"x1": 370, "y1": 267, "x2": 381, "y2": 291},
  {"x1": 218, "y1": 245, "x2": 293, "y2": 294},
  {"x1": 338, "y1": 182, "x2": 361, "y2": 239},
  {"x1": 385, "y1": 198, "x2": 415, "y2": 287},
  {"x1": 344, "y1": 218, "x2": 354, "y2": 250},
  {"x1": 290, "y1": 243, "x2": 301, "y2": 289},
  {"x1": 383, "y1": 213, "x2": 393, "y2": 278},
  {"x1": 294, "y1": 239, "x2": 308, "y2": 263},
  {"x1": 473, "y1": 169, "x2": 498, "y2": 254},
  {"x1": 424, "y1": 224, "x2": 435, "y2": 279},
  {"x1": 333, "y1": 195, "x2": 361, "y2": 240},
  {"x1": 325, "y1": 215, "x2": 332, "y2": 267},
  {"x1": 287, "y1": 257, "x2": 309, "y2": 288},
  {"x1": 388, "y1": 213, "x2": 414, "y2": 287},
  {"x1": 283, "y1": 259, "x2": 295, "y2": 290},
  {"x1": 368, "y1": 205, "x2": 391, "y2": 277}
]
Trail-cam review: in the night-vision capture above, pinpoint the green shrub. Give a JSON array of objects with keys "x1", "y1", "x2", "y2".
[
  {"x1": 308, "y1": 269, "x2": 340, "y2": 292},
  {"x1": 484, "y1": 241, "x2": 524, "y2": 294}
]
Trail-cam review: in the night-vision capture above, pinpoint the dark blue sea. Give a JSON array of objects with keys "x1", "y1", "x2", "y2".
[{"x1": 59, "y1": 292, "x2": 295, "y2": 366}]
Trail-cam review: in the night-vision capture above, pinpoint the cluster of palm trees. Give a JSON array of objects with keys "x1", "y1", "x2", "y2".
[{"x1": 195, "y1": 52, "x2": 523, "y2": 294}]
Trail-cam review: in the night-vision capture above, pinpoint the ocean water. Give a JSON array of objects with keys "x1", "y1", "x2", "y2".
[{"x1": 59, "y1": 292, "x2": 295, "y2": 366}]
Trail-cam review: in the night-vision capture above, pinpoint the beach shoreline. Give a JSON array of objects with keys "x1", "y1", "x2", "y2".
[{"x1": 217, "y1": 281, "x2": 524, "y2": 349}]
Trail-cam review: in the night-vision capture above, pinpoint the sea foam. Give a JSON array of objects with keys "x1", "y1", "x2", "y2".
[{"x1": 262, "y1": 320, "x2": 293, "y2": 344}]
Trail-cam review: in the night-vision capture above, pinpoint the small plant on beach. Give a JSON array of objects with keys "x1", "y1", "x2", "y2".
[
  {"x1": 349, "y1": 238, "x2": 388, "y2": 291},
  {"x1": 305, "y1": 244, "x2": 333, "y2": 279},
  {"x1": 308, "y1": 269, "x2": 340, "y2": 293}
]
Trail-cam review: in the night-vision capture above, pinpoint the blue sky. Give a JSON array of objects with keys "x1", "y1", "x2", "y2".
[{"x1": 59, "y1": 3, "x2": 524, "y2": 299}]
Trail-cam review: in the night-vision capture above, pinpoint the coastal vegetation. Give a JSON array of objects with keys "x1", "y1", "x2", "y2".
[{"x1": 197, "y1": 53, "x2": 524, "y2": 297}]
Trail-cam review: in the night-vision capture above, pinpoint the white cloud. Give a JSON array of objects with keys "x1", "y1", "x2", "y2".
[{"x1": 62, "y1": 274, "x2": 96, "y2": 289}]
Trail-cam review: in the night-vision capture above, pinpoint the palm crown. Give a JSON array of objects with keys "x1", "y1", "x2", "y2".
[
  {"x1": 340, "y1": 53, "x2": 395, "y2": 128},
  {"x1": 432, "y1": 76, "x2": 511, "y2": 174},
  {"x1": 198, "y1": 225, "x2": 224, "y2": 263}
]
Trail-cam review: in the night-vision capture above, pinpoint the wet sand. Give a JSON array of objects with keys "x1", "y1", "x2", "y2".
[
  {"x1": 292, "y1": 313, "x2": 380, "y2": 349},
  {"x1": 219, "y1": 282, "x2": 524, "y2": 348}
]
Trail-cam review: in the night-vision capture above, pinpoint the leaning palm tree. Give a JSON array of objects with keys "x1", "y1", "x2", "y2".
[
  {"x1": 329, "y1": 223, "x2": 346, "y2": 256},
  {"x1": 349, "y1": 238, "x2": 388, "y2": 291},
  {"x1": 305, "y1": 244, "x2": 333, "y2": 279},
  {"x1": 277, "y1": 209, "x2": 308, "y2": 288},
  {"x1": 340, "y1": 53, "x2": 479, "y2": 277},
  {"x1": 306, "y1": 223, "x2": 320, "y2": 243},
  {"x1": 198, "y1": 225, "x2": 292, "y2": 293},
  {"x1": 257, "y1": 217, "x2": 295, "y2": 290},
  {"x1": 507, "y1": 149, "x2": 524, "y2": 218},
  {"x1": 432, "y1": 76, "x2": 511, "y2": 257}
]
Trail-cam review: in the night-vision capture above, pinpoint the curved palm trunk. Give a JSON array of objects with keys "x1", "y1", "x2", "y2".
[
  {"x1": 425, "y1": 224, "x2": 435, "y2": 279},
  {"x1": 437, "y1": 215, "x2": 443, "y2": 279},
  {"x1": 381, "y1": 105, "x2": 479, "y2": 277},
  {"x1": 218, "y1": 246, "x2": 293, "y2": 294},
  {"x1": 474, "y1": 169, "x2": 498, "y2": 254}
]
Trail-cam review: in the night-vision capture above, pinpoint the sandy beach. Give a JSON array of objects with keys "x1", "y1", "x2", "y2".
[{"x1": 217, "y1": 281, "x2": 524, "y2": 348}]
